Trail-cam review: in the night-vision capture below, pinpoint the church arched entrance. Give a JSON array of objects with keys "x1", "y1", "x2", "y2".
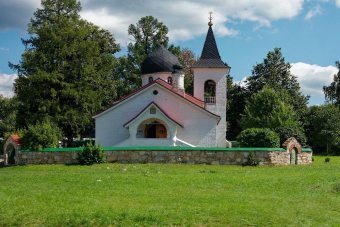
[{"x1": 145, "y1": 122, "x2": 167, "y2": 138}]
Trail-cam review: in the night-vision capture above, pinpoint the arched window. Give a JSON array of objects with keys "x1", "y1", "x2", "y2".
[
  {"x1": 148, "y1": 77, "x2": 153, "y2": 83},
  {"x1": 167, "y1": 77, "x2": 172, "y2": 85},
  {"x1": 204, "y1": 80, "x2": 216, "y2": 104}
]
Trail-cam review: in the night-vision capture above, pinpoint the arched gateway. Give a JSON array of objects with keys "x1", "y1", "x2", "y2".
[
  {"x1": 3, "y1": 135, "x2": 23, "y2": 165},
  {"x1": 145, "y1": 122, "x2": 167, "y2": 138}
]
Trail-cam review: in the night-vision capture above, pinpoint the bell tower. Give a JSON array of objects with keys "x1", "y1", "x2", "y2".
[{"x1": 191, "y1": 12, "x2": 231, "y2": 147}]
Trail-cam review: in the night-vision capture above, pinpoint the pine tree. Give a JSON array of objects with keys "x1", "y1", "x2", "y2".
[{"x1": 9, "y1": 0, "x2": 120, "y2": 144}]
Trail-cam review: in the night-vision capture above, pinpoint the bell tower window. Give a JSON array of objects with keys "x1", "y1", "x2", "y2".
[
  {"x1": 167, "y1": 77, "x2": 172, "y2": 85},
  {"x1": 204, "y1": 80, "x2": 216, "y2": 104},
  {"x1": 149, "y1": 77, "x2": 153, "y2": 83}
]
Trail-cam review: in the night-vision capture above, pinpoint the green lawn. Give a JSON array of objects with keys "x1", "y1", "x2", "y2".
[{"x1": 0, "y1": 156, "x2": 340, "y2": 226}]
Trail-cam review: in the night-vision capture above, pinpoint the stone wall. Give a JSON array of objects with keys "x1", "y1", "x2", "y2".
[
  {"x1": 268, "y1": 151, "x2": 312, "y2": 165},
  {"x1": 17, "y1": 149, "x2": 313, "y2": 165},
  {"x1": 18, "y1": 151, "x2": 78, "y2": 165}
]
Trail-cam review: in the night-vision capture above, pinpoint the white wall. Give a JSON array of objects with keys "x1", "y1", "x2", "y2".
[
  {"x1": 141, "y1": 73, "x2": 172, "y2": 86},
  {"x1": 95, "y1": 84, "x2": 219, "y2": 147},
  {"x1": 192, "y1": 68, "x2": 227, "y2": 147}
]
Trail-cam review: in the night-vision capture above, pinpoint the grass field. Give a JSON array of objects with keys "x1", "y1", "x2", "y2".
[{"x1": 0, "y1": 156, "x2": 340, "y2": 226}]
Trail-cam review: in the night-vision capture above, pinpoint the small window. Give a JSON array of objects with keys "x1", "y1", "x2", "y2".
[
  {"x1": 153, "y1": 90, "x2": 158, "y2": 95},
  {"x1": 150, "y1": 107, "x2": 156, "y2": 114},
  {"x1": 167, "y1": 77, "x2": 172, "y2": 85},
  {"x1": 149, "y1": 77, "x2": 153, "y2": 83}
]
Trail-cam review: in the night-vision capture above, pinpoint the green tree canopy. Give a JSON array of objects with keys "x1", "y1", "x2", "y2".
[
  {"x1": 9, "y1": 0, "x2": 120, "y2": 144},
  {"x1": 246, "y1": 47, "x2": 309, "y2": 115},
  {"x1": 240, "y1": 86, "x2": 300, "y2": 130},
  {"x1": 305, "y1": 104, "x2": 340, "y2": 155},
  {"x1": 226, "y1": 75, "x2": 250, "y2": 140},
  {"x1": 0, "y1": 95, "x2": 18, "y2": 138},
  {"x1": 111, "y1": 15, "x2": 182, "y2": 100},
  {"x1": 323, "y1": 61, "x2": 340, "y2": 105},
  {"x1": 239, "y1": 86, "x2": 306, "y2": 145},
  {"x1": 127, "y1": 15, "x2": 180, "y2": 74}
]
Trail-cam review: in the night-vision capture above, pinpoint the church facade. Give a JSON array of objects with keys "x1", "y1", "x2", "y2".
[{"x1": 93, "y1": 22, "x2": 231, "y2": 147}]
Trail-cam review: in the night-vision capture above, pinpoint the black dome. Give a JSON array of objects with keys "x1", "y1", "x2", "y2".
[{"x1": 141, "y1": 45, "x2": 182, "y2": 74}]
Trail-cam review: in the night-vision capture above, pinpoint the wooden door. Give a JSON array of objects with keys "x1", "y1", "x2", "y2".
[
  {"x1": 290, "y1": 148, "x2": 296, "y2": 165},
  {"x1": 156, "y1": 124, "x2": 167, "y2": 138}
]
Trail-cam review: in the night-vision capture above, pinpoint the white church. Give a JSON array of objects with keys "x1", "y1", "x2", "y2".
[{"x1": 92, "y1": 20, "x2": 231, "y2": 147}]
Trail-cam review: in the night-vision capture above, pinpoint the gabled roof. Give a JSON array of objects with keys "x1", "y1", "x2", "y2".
[
  {"x1": 192, "y1": 26, "x2": 230, "y2": 69},
  {"x1": 92, "y1": 79, "x2": 220, "y2": 123},
  {"x1": 10, "y1": 134, "x2": 23, "y2": 146},
  {"x1": 123, "y1": 102, "x2": 183, "y2": 128}
]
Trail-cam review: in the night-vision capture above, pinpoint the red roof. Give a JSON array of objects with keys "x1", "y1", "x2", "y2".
[
  {"x1": 92, "y1": 78, "x2": 220, "y2": 122},
  {"x1": 10, "y1": 134, "x2": 23, "y2": 146},
  {"x1": 123, "y1": 101, "x2": 183, "y2": 128}
]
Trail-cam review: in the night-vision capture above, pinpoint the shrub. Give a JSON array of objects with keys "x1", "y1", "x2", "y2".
[
  {"x1": 20, "y1": 120, "x2": 63, "y2": 150},
  {"x1": 275, "y1": 126, "x2": 307, "y2": 147},
  {"x1": 77, "y1": 140, "x2": 104, "y2": 165},
  {"x1": 242, "y1": 150, "x2": 261, "y2": 166},
  {"x1": 325, "y1": 157, "x2": 330, "y2": 163},
  {"x1": 237, "y1": 128, "x2": 280, "y2": 148}
]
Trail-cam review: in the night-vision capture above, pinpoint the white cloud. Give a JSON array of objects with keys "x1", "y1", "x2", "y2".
[
  {"x1": 305, "y1": 4, "x2": 322, "y2": 20},
  {"x1": 78, "y1": 0, "x2": 304, "y2": 44},
  {"x1": 234, "y1": 76, "x2": 247, "y2": 87},
  {"x1": 291, "y1": 62, "x2": 338, "y2": 99},
  {"x1": 336, "y1": 0, "x2": 340, "y2": 7},
  {"x1": 0, "y1": 0, "x2": 307, "y2": 45},
  {"x1": 0, "y1": 47, "x2": 9, "y2": 51},
  {"x1": 0, "y1": 73, "x2": 17, "y2": 98}
]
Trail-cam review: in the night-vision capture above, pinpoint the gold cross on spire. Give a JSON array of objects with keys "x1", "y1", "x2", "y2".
[
  {"x1": 159, "y1": 30, "x2": 164, "y2": 44},
  {"x1": 208, "y1": 11, "x2": 213, "y2": 26}
]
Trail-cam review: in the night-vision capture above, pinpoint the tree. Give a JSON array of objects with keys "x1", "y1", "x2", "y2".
[
  {"x1": 323, "y1": 61, "x2": 340, "y2": 105},
  {"x1": 305, "y1": 104, "x2": 340, "y2": 155},
  {"x1": 226, "y1": 75, "x2": 250, "y2": 140},
  {"x1": 20, "y1": 119, "x2": 63, "y2": 150},
  {"x1": 246, "y1": 48, "x2": 309, "y2": 115},
  {"x1": 178, "y1": 48, "x2": 198, "y2": 95},
  {"x1": 110, "y1": 16, "x2": 182, "y2": 100},
  {"x1": 0, "y1": 95, "x2": 18, "y2": 138},
  {"x1": 239, "y1": 86, "x2": 306, "y2": 145},
  {"x1": 9, "y1": 0, "x2": 120, "y2": 144},
  {"x1": 127, "y1": 15, "x2": 180, "y2": 74},
  {"x1": 111, "y1": 56, "x2": 141, "y2": 100}
]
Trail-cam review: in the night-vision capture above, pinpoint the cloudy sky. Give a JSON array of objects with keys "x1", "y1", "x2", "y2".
[{"x1": 1, "y1": 0, "x2": 339, "y2": 105}]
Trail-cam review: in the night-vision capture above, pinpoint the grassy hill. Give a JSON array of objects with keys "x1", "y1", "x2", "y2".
[{"x1": 0, "y1": 156, "x2": 339, "y2": 226}]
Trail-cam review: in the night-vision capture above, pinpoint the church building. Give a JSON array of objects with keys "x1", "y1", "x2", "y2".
[{"x1": 92, "y1": 18, "x2": 231, "y2": 147}]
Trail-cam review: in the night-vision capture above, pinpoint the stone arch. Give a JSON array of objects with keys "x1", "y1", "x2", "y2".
[
  {"x1": 282, "y1": 137, "x2": 302, "y2": 165},
  {"x1": 3, "y1": 135, "x2": 22, "y2": 165},
  {"x1": 288, "y1": 144, "x2": 301, "y2": 154}
]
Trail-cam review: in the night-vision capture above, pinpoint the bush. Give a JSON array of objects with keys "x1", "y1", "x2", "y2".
[
  {"x1": 325, "y1": 157, "x2": 330, "y2": 163},
  {"x1": 237, "y1": 128, "x2": 280, "y2": 148},
  {"x1": 20, "y1": 120, "x2": 63, "y2": 150},
  {"x1": 242, "y1": 150, "x2": 261, "y2": 166},
  {"x1": 77, "y1": 140, "x2": 104, "y2": 165},
  {"x1": 275, "y1": 126, "x2": 307, "y2": 147}
]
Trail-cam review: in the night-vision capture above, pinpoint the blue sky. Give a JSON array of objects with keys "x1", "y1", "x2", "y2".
[{"x1": 1, "y1": 0, "x2": 339, "y2": 105}]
